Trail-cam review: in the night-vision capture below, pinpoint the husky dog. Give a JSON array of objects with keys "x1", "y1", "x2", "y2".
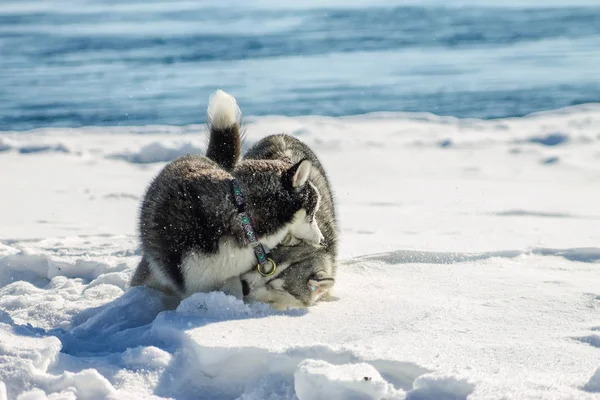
[
  {"x1": 207, "y1": 125, "x2": 339, "y2": 309},
  {"x1": 130, "y1": 90, "x2": 324, "y2": 298}
]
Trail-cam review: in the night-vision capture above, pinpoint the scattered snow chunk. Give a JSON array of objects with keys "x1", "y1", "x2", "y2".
[
  {"x1": 237, "y1": 376, "x2": 296, "y2": 400},
  {"x1": 408, "y1": 373, "x2": 474, "y2": 400},
  {"x1": 86, "y1": 272, "x2": 129, "y2": 291},
  {"x1": 47, "y1": 369, "x2": 116, "y2": 399},
  {"x1": 0, "y1": 253, "x2": 50, "y2": 286},
  {"x1": 121, "y1": 346, "x2": 172, "y2": 370},
  {"x1": 294, "y1": 359, "x2": 402, "y2": 400}
]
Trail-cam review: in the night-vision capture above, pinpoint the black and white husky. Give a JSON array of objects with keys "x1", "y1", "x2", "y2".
[
  {"x1": 206, "y1": 105, "x2": 339, "y2": 309},
  {"x1": 130, "y1": 90, "x2": 324, "y2": 298}
]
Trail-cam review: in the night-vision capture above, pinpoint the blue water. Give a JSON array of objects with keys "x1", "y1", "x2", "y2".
[{"x1": 1, "y1": 0, "x2": 599, "y2": 131}]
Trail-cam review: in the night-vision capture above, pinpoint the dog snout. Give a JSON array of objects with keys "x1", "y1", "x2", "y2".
[
  {"x1": 305, "y1": 233, "x2": 324, "y2": 246},
  {"x1": 319, "y1": 237, "x2": 326, "y2": 246},
  {"x1": 241, "y1": 279, "x2": 250, "y2": 296},
  {"x1": 310, "y1": 220, "x2": 324, "y2": 245}
]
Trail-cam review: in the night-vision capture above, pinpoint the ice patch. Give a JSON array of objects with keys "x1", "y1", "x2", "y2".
[
  {"x1": 438, "y1": 138, "x2": 453, "y2": 148},
  {"x1": 102, "y1": 193, "x2": 139, "y2": 201},
  {"x1": 0, "y1": 138, "x2": 70, "y2": 155},
  {"x1": 584, "y1": 368, "x2": 600, "y2": 393},
  {"x1": 575, "y1": 334, "x2": 600, "y2": 348},
  {"x1": 541, "y1": 156, "x2": 560, "y2": 165},
  {"x1": 107, "y1": 140, "x2": 204, "y2": 164},
  {"x1": 530, "y1": 247, "x2": 600, "y2": 263},
  {"x1": 18, "y1": 143, "x2": 69, "y2": 154},
  {"x1": 492, "y1": 210, "x2": 599, "y2": 219},
  {"x1": 526, "y1": 132, "x2": 569, "y2": 146},
  {"x1": 347, "y1": 247, "x2": 600, "y2": 265}
]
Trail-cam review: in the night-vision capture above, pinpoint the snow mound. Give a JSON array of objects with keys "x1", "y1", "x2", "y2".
[
  {"x1": 108, "y1": 140, "x2": 205, "y2": 164},
  {"x1": 294, "y1": 359, "x2": 402, "y2": 400}
]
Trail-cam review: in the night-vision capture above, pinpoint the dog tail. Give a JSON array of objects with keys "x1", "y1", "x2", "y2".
[{"x1": 206, "y1": 89, "x2": 242, "y2": 171}]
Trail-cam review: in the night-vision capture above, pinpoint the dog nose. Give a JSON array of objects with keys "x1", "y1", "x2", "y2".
[
  {"x1": 319, "y1": 238, "x2": 326, "y2": 246},
  {"x1": 241, "y1": 279, "x2": 250, "y2": 296}
]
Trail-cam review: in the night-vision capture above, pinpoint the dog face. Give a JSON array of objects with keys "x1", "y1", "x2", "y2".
[
  {"x1": 239, "y1": 247, "x2": 335, "y2": 310},
  {"x1": 284, "y1": 160, "x2": 324, "y2": 246},
  {"x1": 234, "y1": 158, "x2": 324, "y2": 246}
]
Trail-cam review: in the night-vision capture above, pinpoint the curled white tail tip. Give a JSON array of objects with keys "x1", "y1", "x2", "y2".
[{"x1": 207, "y1": 89, "x2": 241, "y2": 129}]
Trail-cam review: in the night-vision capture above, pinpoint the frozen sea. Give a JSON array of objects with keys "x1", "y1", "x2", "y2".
[{"x1": 1, "y1": 0, "x2": 600, "y2": 130}]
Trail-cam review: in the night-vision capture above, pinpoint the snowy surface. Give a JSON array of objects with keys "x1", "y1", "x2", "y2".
[{"x1": 1, "y1": 105, "x2": 600, "y2": 399}]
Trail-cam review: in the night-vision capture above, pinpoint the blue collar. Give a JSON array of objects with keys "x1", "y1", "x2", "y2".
[{"x1": 231, "y1": 178, "x2": 277, "y2": 277}]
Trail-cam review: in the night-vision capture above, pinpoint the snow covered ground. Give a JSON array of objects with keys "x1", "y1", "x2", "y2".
[{"x1": 1, "y1": 105, "x2": 600, "y2": 399}]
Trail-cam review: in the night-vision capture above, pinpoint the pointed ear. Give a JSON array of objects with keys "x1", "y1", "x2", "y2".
[
  {"x1": 308, "y1": 271, "x2": 334, "y2": 297},
  {"x1": 284, "y1": 159, "x2": 312, "y2": 189}
]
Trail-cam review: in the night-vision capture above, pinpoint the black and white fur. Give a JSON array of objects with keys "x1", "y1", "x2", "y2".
[
  {"x1": 130, "y1": 90, "x2": 324, "y2": 298},
  {"x1": 207, "y1": 121, "x2": 339, "y2": 309}
]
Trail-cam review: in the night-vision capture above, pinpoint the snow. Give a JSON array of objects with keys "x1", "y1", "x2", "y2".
[{"x1": 1, "y1": 105, "x2": 600, "y2": 399}]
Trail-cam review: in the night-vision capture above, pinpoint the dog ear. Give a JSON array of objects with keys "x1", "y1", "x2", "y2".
[
  {"x1": 283, "y1": 159, "x2": 312, "y2": 189},
  {"x1": 308, "y1": 271, "x2": 334, "y2": 297}
]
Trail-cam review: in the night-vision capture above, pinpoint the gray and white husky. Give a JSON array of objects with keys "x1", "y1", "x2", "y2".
[
  {"x1": 130, "y1": 90, "x2": 324, "y2": 298},
  {"x1": 207, "y1": 120, "x2": 339, "y2": 309}
]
